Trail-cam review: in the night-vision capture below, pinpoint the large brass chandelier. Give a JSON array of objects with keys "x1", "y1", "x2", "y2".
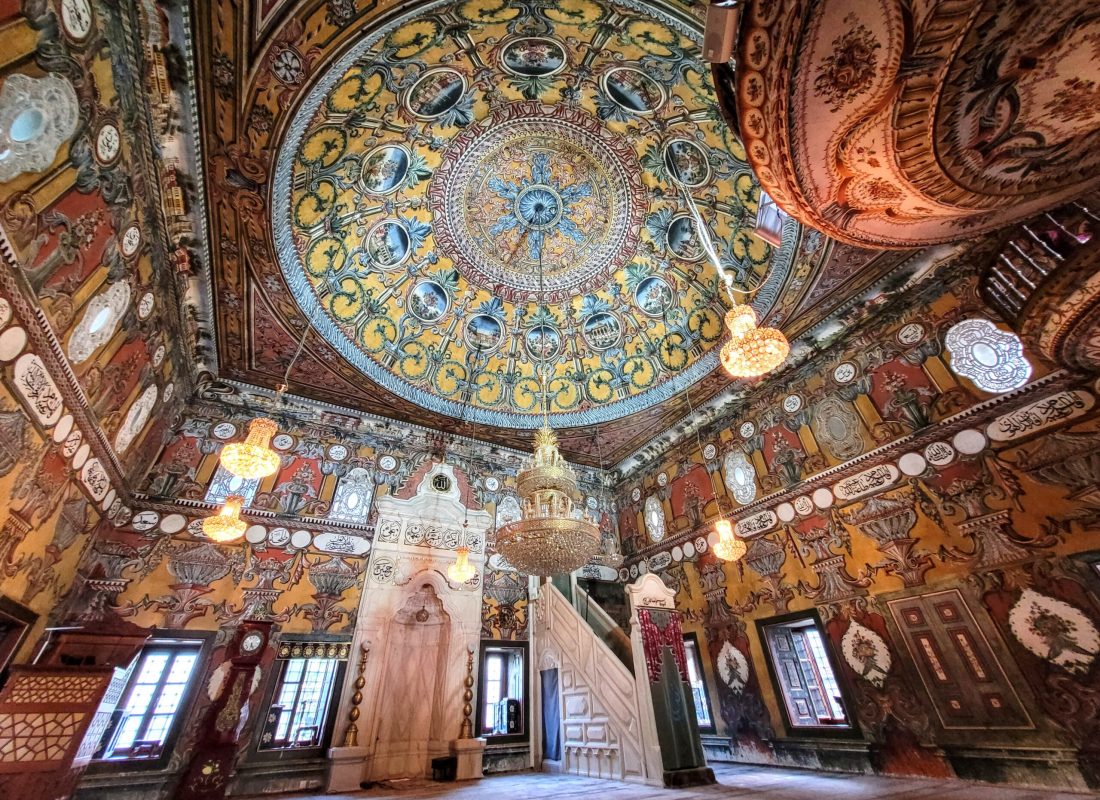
[
  {"x1": 494, "y1": 239, "x2": 600, "y2": 576},
  {"x1": 495, "y1": 422, "x2": 601, "y2": 576}
]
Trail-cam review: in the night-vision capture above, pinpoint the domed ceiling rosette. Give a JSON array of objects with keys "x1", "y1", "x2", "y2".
[
  {"x1": 728, "y1": 0, "x2": 1100, "y2": 248},
  {"x1": 272, "y1": 0, "x2": 798, "y2": 431}
]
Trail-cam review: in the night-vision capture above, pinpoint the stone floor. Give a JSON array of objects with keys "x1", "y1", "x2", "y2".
[{"x1": 310, "y1": 764, "x2": 1097, "y2": 800}]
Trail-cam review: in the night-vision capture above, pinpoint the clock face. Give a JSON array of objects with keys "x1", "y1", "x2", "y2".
[
  {"x1": 120, "y1": 225, "x2": 141, "y2": 257},
  {"x1": 61, "y1": 0, "x2": 93, "y2": 40},
  {"x1": 95, "y1": 123, "x2": 121, "y2": 164},
  {"x1": 240, "y1": 632, "x2": 264, "y2": 654}
]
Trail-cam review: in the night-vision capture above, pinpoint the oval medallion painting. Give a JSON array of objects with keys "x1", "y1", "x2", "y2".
[
  {"x1": 583, "y1": 312, "x2": 622, "y2": 350},
  {"x1": 407, "y1": 281, "x2": 449, "y2": 323},
  {"x1": 602, "y1": 67, "x2": 666, "y2": 115},
  {"x1": 359, "y1": 144, "x2": 410, "y2": 195},
  {"x1": 405, "y1": 68, "x2": 466, "y2": 120},
  {"x1": 501, "y1": 38, "x2": 567, "y2": 77},
  {"x1": 664, "y1": 139, "x2": 710, "y2": 187},
  {"x1": 526, "y1": 325, "x2": 561, "y2": 361},
  {"x1": 465, "y1": 314, "x2": 504, "y2": 352},
  {"x1": 635, "y1": 276, "x2": 674, "y2": 317},
  {"x1": 366, "y1": 220, "x2": 411, "y2": 268},
  {"x1": 666, "y1": 215, "x2": 703, "y2": 261}
]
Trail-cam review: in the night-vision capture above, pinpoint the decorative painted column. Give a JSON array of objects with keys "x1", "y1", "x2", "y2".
[{"x1": 625, "y1": 574, "x2": 714, "y2": 788}]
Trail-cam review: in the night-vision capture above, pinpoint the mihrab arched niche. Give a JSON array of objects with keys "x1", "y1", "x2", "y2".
[
  {"x1": 723, "y1": 0, "x2": 1100, "y2": 248},
  {"x1": 272, "y1": 0, "x2": 798, "y2": 430}
]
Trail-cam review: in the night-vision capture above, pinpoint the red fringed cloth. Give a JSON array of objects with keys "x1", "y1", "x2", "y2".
[{"x1": 638, "y1": 607, "x2": 688, "y2": 684}]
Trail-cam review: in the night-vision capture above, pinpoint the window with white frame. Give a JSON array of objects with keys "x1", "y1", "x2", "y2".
[
  {"x1": 204, "y1": 464, "x2": 260, "y2": 506},
  {"x1": 95, "y1": 640, "x2": 202, "y2": 760},
  {"x1": 683, "y1": 634, "x2": 715, "y2": 731},
  {"x1": 327, "y1": 467, "x2": 374, "y2": 524},
  {"x1": 259, "y1": 656, "x2": 341, "y2": 750},
  {"x1": 762, "y1": 616, "x2": 850, "y2": 730}
]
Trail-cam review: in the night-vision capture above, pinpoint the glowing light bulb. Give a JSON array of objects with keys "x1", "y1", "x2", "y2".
[
  {"x1": 724, "y1": 304, "x2": 757, "y2": 341},
  {"x1": 721, "y1": 326, "x2": 789, "y2": 378},
  {"x1": 203, "y1": 494, "x2": 248, "y2": 543}
]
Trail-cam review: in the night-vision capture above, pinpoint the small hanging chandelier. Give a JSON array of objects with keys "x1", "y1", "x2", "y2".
[
  {"x1": 496, "y1": 425, "x2": 602, "y2": 576},
  {"x1": 722, "y1": 325, "x2": 790, "y2": 378},
  {"x1": 448, "y1": 546, "x2": 477, "y2": 583},
  {"x1": 220, "y1": 417, "x2": 281, "y2": 480},
  {"x1": 712, "y1": 518, "x2": 747, "y2": 562},
  {"x1": 203, "y1": 494, "x2": 248, "y2": 543}
]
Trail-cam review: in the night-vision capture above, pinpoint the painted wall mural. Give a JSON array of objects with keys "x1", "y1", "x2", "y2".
[
  {"x1": 616, "y1": 271, "x2": 1100, "y2": 786},
  {"x1": 0, "y1": 1, "x2": 189, "y2": 662}
]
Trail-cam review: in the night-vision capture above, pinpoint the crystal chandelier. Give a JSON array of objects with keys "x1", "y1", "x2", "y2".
[
  {"x1": 712, "y1": 518, "x2": 746, "y2": 562},
  {"x1": 448, "y1": 546, "x2": 477, "y2": 583},
  {"x1": 496, "y1": 424, "x2": 601, "y2": 576},
  {"x1": 203, "y1": 494, "x2": 248, "y2": 543},
  {"x1": 721, "y1": 324, "x2": 790, "y2": 378},
  {"x1": 220, "y1": 417, "x2": 281, "y2": 480}
]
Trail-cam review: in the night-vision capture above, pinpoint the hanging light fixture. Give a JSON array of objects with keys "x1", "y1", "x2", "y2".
[
  {"x1": 219, "y1": 417, "x2": 281, "y2": 480},
  {"x1": 685, "y1": 388, "x2": 746, "y2": 563},
  {"x1": 712, "y1": 518, "x2": 747, "y2": 562},
  {"x1": 220, "y1": 324, "x2": 314, "y2": 480},
  {"x1": 722, "y1": 325, "x2": 790, "y2": 378},
  {"x1": 495, "y1": 423, "x2": 602, "y2": 575},
  {"x1": 723, "y1": 304, "x2": 757, "y2": 342},
  {"x1": 203, "y1": 494, "x2": 248, "y2": 543},
  {"x1": 680, "y1": 185, "x2": 788, "y2": 378},
  {"x1": 448, "y1": 546, "x2": 476, "y2": 583},
  {"x1": 494, "y1": 239, "x2": 600, "y2": 576}
]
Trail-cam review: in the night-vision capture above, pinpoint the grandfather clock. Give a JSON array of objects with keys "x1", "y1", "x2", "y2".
[{"x1": 175, "y1": 621, "x2": 272, "y2": 800}]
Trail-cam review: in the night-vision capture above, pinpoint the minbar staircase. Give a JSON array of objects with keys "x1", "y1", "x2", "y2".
[{"x1": 532, "y1": 581, "x2": 661, "y2": 785}]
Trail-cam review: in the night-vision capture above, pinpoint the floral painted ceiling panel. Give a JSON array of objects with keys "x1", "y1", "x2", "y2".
[{"x1": 274, "y1": 0, "x2": 783, "y2": 428}]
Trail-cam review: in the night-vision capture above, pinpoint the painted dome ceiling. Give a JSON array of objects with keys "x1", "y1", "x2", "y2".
[{"x1": 273, "y1": 0, "x2": 788, "y2": 429}]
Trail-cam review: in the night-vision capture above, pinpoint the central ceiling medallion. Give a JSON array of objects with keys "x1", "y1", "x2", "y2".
[{"x1": 429, "y1": 102, "x2": 646, "y2": 303}]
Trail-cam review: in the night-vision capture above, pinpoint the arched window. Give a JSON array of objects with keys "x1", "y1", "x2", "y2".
[
  {"x1": 328, "y1": 467, "x2": 374, "y2": 524},
  {"x1": 644, "y1": 495, "x2": 666, "y2": 543},
  {"x1": 205, "y1": 465, "x2": 259, "y2": 506}
]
